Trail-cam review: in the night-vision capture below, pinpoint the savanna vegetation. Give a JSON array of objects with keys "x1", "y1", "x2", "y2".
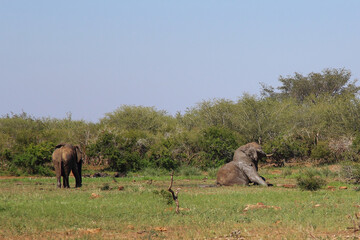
[
  {"x1": 1, "y1": 68, "x2": 360, "y2": 239},
  {"x1": 1, "y1": 165, "x2": 360, "y2": 239},
  {"x1": 1, "y1": 68, "x2": 360, "y2": 176}
]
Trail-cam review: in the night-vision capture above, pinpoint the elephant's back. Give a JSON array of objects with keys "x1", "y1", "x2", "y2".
[
  {"x1": 52, "y1": 148, "x2": 61, "y2": 161},
  {"x1": 52, "y1": 145, "x2": 76, "y2": 164},
  {"x1": 61, "y1": 147, "x2": 76, "y2": 162}
]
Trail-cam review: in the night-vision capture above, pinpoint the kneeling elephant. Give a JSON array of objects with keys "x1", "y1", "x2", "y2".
[{"x1": 216, "y1": 142, "x2": 268, "y2": 186}]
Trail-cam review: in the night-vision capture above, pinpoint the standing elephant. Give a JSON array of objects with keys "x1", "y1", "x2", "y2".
[
  {"x1": 216, "y1": 142, "x2": 268, "y2": 186},
  {"x1": 52, "y1": 143, "x2": 83, "y2": 188}
]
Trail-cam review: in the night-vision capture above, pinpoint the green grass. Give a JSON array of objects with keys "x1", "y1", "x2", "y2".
[{"x1": 1, "y1": 166, "x2": 360, "y2": 239}]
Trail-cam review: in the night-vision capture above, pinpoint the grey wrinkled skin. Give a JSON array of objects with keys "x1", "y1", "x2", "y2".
[
  {"x1": 216, "y1": 142, "x2": 268, "y2": 186},
  {"x1": 52, "y1": 143, "x2": 83, "y2": 188}
]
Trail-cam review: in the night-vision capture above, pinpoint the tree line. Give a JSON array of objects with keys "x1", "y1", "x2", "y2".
[{"x1": 1, "y1": 68, "x2": 360, "y2": 176}]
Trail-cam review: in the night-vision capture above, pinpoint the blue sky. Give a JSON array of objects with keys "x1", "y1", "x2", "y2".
[{"x1": 1, "y1": 1, "x2": 359, "y2": 122}]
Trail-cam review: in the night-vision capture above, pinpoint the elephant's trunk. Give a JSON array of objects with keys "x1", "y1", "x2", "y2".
[{"x1": 250, "y1": 175, "x2": 268, "y2": 186}]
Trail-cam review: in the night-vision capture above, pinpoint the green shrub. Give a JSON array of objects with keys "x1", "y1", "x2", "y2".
[
  {"x1": 199, "y1": 126, "x2": 239, "y2": 168},
  {"x1": 341, "y1": 163, "x2": 360, "y2": 184},
  {"x1": 87, "y1": 131, "x2": 150, "y2": 173},
  {"x1": 148, "y1": 137, "x2": 180, "y2": 170},
  {"x1": 263, "y1": 136, "x2": 310, "y2": 163},
  {"x1": 347, "y1": 135, "x2": 360, "y2": 162},
  {"x1": 341, "y1": 150, "x2": 360, "y2": 162},
  {"x1": 351, "y1": 134, "x2": 360, "y2": 153},
  {"x1": 297, "y1": 170, "x2": 326, "y2": 191},
  {"x1": 310, "y1": 141, "x2": 331, "y2": 161},
  {"x1": 319, "y1": 167, "x2": 337, "y2": 178},
  {"x1": 153, "y1": 189, "x2": 173, "y2": 205},
  {"x1": 1, "y1": 149, "x2": 12, "y2": 162},
  {"x1": 109, "y1": 150, "x2": 148, "y2": 173},
  {"x1": 0, "y1": 149, "x2": 12, "y2": 172},
  {"x1": 11, "y1": 142, "x2": 55, "y2": 176}
]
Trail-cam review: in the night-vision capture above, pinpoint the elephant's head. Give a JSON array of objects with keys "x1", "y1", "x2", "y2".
[{"x1": 238, "y1": 142, "x2": 266, "y2": 170}]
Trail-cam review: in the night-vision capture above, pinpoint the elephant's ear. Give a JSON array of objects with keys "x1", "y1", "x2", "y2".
[{"x1": 55, "y1": 143, "x2": 66, "y2": 149}]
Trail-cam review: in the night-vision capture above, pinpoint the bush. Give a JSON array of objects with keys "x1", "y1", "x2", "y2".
[
  {"x1": 148, "y1": 137, "x2": 180, "y2": 170},
  {"x1": 1, "y1": 149, "x2": 12, "y2": 162},
  {"x1": 263, "y1": 136, "x2": 310, "y2": 163},
  {"x1": 153, "y1": 189, "x2": 173, "y2": 205},
  {"x1": 199, "y1": 126, "x2": 240, "y2": 168},
  {"x1": 310, "y1": 141, "x2": 331, "y2": 161},
  {"x1": 351, "y1": 134, "x2": 360, "y2": 153},
  {"x1": 319, "y1": 167, "x2": 337, "y2": 178},
  {"x1": 110, "y1": 151, "x2": 144, "y2": 173},
  {"x1": 297, "y1": 170, "x2": 326, "y2": 191},
  {"x1": 341, "y1": 163, "x2": 360, "y2": 184},
  {"x1": 0, "y1": 149, "x2": 12, "y2": 172},
  {"x1": 87, "y1": 131, "x2": 150, "y2": 173},
  {"x1": 11, "y1": 142, "x2": 55, "y2": 176}
]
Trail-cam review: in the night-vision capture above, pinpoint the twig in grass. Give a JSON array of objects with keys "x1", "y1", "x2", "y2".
[
  {"x1": 352, "y1": 212, "x2": 360, "y2": 232},
  {"x1": 347, "y1": 212, "x2": 360, "y2": 232},
  {"x1": 168, "y1": 170, "x2": 180, "y2": 214}
]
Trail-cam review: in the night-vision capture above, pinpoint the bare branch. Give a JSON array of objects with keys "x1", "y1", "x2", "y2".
[{"x1": 168, "y1": 170, "x2": 180, "y2": 214}]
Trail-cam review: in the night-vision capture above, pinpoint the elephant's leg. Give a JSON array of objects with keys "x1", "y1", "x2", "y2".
[
  {"x1": 57, "y1": 178, "x2": 61, "y2": 188},
  {"x1": 247, "y1": 172, "x2": 268, "y2": 186},
  {"x1": 64, "y1": 175, "x2": 70, "y2": 188},
  {"x1": 62, "y1": 176, "x2": 67, "y2": 188},
  {"x1": 252, "y1": 176, "x2": 266, "y2": 185},
  {"x1": 72, "y1": 164, "x2": 82, "y2": 188},
  {"x1": 77, "y1": 162, "x2": 82, "y2": 186},
  {"x1": 53, "y1": 161, "x2": 62, "y2": 188},
  {"x1": 63, "y1": 164, "x2": 71, "y2": 188},
  {"x1": 241, "y1": 163, "x2": 268, "y2": 186}
]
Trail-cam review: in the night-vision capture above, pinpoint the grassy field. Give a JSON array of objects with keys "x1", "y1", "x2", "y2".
[{"x1": 0, "y1": 166, "x2": 360, "y2": 239}]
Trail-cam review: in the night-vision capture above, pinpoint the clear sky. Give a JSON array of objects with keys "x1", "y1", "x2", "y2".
[{"x1": 1, "y1": 1, "x2": 359, "y2": 122}]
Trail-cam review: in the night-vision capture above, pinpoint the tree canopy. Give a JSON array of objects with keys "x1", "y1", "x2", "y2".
[{"x1": 261, "y1": 68, "x2": 359, "y2": 102}]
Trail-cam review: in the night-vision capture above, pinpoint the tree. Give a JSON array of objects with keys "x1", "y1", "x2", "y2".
[
  {"x1": 0, "y1": 112, "x2": 46, "y2": 152},
  {"x1": 231, "y1": 95, "x2": 294, "y2": 143},
  {"x1": 87, "y1": 130, "x2": 151, "y2": 172},
  {"x1": 261, "y1": 68, "x2": 359, "y2": 102},
  {"x1": 100, "y1": 105, "x2": 175, "y2": 133},
  {"x1": 180, "y1": 99, "x2": 236, "y2": 130}
]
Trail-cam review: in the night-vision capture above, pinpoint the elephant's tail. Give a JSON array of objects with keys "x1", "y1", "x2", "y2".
[{"x1": 60, "y1": 160, "x2": 65, "y2": 176}]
